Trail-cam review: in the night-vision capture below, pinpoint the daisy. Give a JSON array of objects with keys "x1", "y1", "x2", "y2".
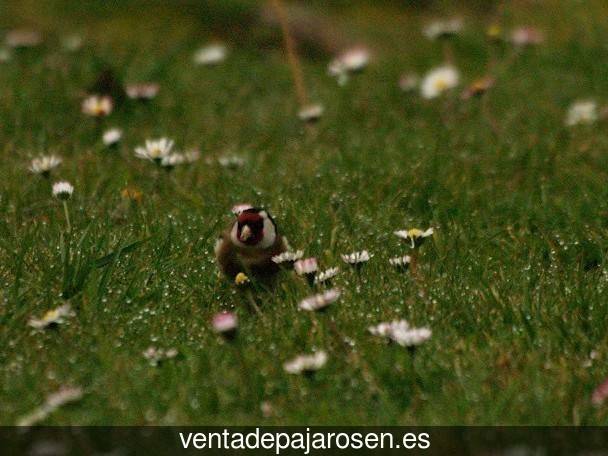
[
  {"x1": 28, "y1": 304, "x2": 74, "y2": 329},
  {"x1": 369, "y1": 319, "x2": 432, "y2": 348},
  {"x1": 423, "y1": 17, "x2": 463, "y2": 40},
  {"x1": 134, "y1": 138, "x2": 174, "y2": 163},
  {"x1": 53, "y1": 182, "x2": 74, "y2": 231},
  {"x1": 5, "y1": 29, "x2": 42, "y2": 48},
  {"x1": 142, "y1": 346, "x2": 178, "y2": 367},
  {"x1": 212, "y1": 311, "x2": 238, "y2": 338},
  {"x1": 461, "y1": 76, "x2": 495, "y2": 100},
  {"x1": 294, "y1": 258, "x2": 318, "y2": 283},
  {"x1": 160, "y1": 153, "x2": 186, "y2": 169},
  {"x1": 232, "y1": 203, "x2": 254, "y2": 215},
  {"x1": 394, "y1": 228, "x2": 434, "y2": 248},
  {"x1": 565, "y1": 100, "x2": 598, "y2": 126},
  {"x1": 389, "y1": 255, "x2": 411, "y2": 271},
  {"x1": 272, "y1": 250, "x2": 304, "y2": 265},
  {"x1": 369, "y1": 319, "x2": 409, "y2": 337},
  {"x1": 125, "y1": 82, "x2": 160, "y2": 100},
  {"x1": 592, "y1": 377, "x2": 608, "y2": 406},
  {"x1": 328, "y1": 47, "x2": 370, "y2": 85},
  {"x1": 218, "y1": 155, "x2": 246, "y2": 169},
  {"x1": 17, "y1": 386, "x2": 83, "y2": 427},
  {"x1": 283, "y1": 351, "x2": 328, "y2": 375},
  {"x1": 510, "y1": 27, "x2": 544, "y2": 47},
  {"x1": 420, "y1": 66, "x2": 459, "y2": 99},
  {"x1": 391, "y1": 326, "x2": 432, "y2": 348},
  {"x1": 315, "y1": 267, "x2": 340, "y2": 285},
  {"x1": 341, "y1": 250, "x2": 371, "y2": 267},
  {"x1": 298, "y1": 288, "x2": 341, "y2": 312},
  {"x1": 52, "y1": 181, "x2": 74, "y2": 200},
  {"x1": 399, "y1": 73, "x2": 419, "y2": 92},
  {"x1": 81, "y1": 95, "x2": 113, "y2": 117},
  {"x1": 29, "y1": 155, "x2": 62, "y2": 176},
  {"x1": 294, "y1": 258, "x2": 318, "y2": 286},
  {"x1": 102, "y1": 128, "x2": 122, "y2": 147},
  {"x1": 183, "y1": 149, "x2": 201, "y2": 164},
  {"x1": 298, "y1": 103, "x2": 324, "y2": 123},
  {"x1": 193, "y1": 43, "x2": 227, "y2": 66}
]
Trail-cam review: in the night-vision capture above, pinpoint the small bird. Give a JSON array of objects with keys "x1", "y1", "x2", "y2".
[{"x1": 215, "y1": 207, "x2": 287, "y2": 280}]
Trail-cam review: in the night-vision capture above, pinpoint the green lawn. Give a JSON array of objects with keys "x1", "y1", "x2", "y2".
[{"x1": 2, "y1": 0, "x2": 608, "y2": 425}]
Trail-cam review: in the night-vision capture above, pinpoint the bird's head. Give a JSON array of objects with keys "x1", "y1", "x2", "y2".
[{"x1": 230, "y1": 207, "x2": 277, "y2": 249}]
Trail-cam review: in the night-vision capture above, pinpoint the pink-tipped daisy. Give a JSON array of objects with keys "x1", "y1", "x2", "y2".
[
  {"x1": 283, "y1": 351, "x2": 328, "y2": 375},
  {"x1": 212, "y1": 311, "x2": 238, "y2": 339},
  {"x1": 298, "y1": 288, "x2": 341, "y2": 312}
]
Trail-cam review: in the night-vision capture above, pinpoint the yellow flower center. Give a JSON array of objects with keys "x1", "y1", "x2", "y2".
[
  {"x1": 434, "y1": 78, "x2": 449, "y2": 91},
  {"x1": 235, "y1": 272, "x2": 250, "y2": 285},
  {"x1": 43, "y1": 309, "x2": 59, "y2": 321},
  {"x1": 408, "y1": 228, "x2": 424, "y2": 238}
]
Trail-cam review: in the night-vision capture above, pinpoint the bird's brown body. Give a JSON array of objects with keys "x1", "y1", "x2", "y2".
[
  {"x1": 215, "y1": 231, "x2": 287, "y2": 279},
  {"x1": 215, "y1": 207, "x2": 287, "y2": 280}
]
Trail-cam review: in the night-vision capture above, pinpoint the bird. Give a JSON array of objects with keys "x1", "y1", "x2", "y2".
[{"x1": 215, "y1": 206, "x2": 288, "y2": 281}]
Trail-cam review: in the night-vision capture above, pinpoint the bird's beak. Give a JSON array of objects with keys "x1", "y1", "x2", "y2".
[{"x1": 240, "y1": 224, "x2": 252, "y2": 241}]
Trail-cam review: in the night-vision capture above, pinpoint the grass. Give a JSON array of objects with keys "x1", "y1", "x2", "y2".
[{"x1": 2, "y1": 0, "x2": 608, "y2": 425}]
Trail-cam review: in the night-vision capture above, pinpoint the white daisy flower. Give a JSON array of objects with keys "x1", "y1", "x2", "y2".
[
  {"x1": 212, "y1": 311, "x2": 238, "y2": 338},
  {"x1": 510, "y1": 27, "x2": 544, "y2": 47},
  {"x1": 389, "y1": 255, "x2": 412, "y2": 271},
  {"x1": 272, "y1": 250, "x2": 304, "y2": 264},
  {"x1": 16, "y1": 386, "x2": 83, "y2": 427},
  {"x1": 29, "y1": 155, "x2": 62, "y2": 176},
  {"x1": 394, "y1": 228, "x2": 434, "y2": 248},
  {"x1": 218, "y1": 155, "x2": 246, "y2": 169},
  {"x1": 328, "y1": 47, "x2": 370, "y2": 85},
  {"x1": 298, "y1": 103, "x2": 324, "y2": 122},
  {"x1": 421, "y1": 66, "x2": 459, "y2": 99},
  {"x1": 399, "y1": 73, "x2": 419, "y2": 92},
  {"x1": 341, "y1": 250, "x2": 371, "y2": 266},
  {"x1": 125, "y1": 82, "x2": 160, "y2": 100},
  {"x1": 52, "y1": 181, "x2": 74, "y2": 200},
  {"x1": 5, "y1": 29, "x2": 42, "y2": 48},
  {"x1": 368, "y1": 319, "x2": 409, "y2": 337},
  {"x1": 193, "y1": 43, "x2": 227, "y2": 65},
  {"x1": 298, "y1": 288, "x2": 341, "y2": 312},
  {"x1": 134, "y1": 138, "x2": 174, "y2": 162},
  {"x1": 369, "y1": 319, "x2": 432, "y2": 348},
  {"x1": 102, "y1": 128, "x2": 122, "y2": 147},
  {"x1": 142, "y1": 346, "x2": 178, "y2": 367},
  {"x1": 294, "y1": 257, "x2": 318, "y2": 276},
  {"x1": 81, "y1": 95, "x2": 113, "y2": 117},
  {"x1": 392, "y1": 327, "x2": 432, "y2": 347},
  {"x1": 565, "y1": 100, "x2": 598, "y2": 126},
  {"x1": 160, "y1": 153, "x2": 186, "y2": 169},
  {"x1": 283, "y1": 351, "x2": 328, "y2": 375},
  {"x1": 28, "y1": 304, "x2": 74, "y2": 329},
  {"x1": 315, "y1": 267, "x2": 340, "y2": 285},
  {"x1": 184, "y1": 149, "x2": 201, "y2": 163},
  {"x1": 423, "y1": 17, "x2": 463, "y2": 40}
]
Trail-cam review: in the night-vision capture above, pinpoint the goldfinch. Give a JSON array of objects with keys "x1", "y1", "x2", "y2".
[{"x1": 215, "y1": 207, "x2": 287, "y2": 280}]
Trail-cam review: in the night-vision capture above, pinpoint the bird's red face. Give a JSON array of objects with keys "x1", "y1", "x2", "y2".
[{"x1": 236, "y1": 210, "x2": 265, "y2": 246}]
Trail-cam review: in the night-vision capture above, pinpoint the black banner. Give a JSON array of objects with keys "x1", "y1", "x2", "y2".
[{"x1": 1, "y1": 427, "x2": 608, "y2": 455}]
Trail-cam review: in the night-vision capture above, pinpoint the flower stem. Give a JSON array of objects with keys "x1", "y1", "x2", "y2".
[{"x1": 62, "y1": 201, "x2": 71, "y2": 233}]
